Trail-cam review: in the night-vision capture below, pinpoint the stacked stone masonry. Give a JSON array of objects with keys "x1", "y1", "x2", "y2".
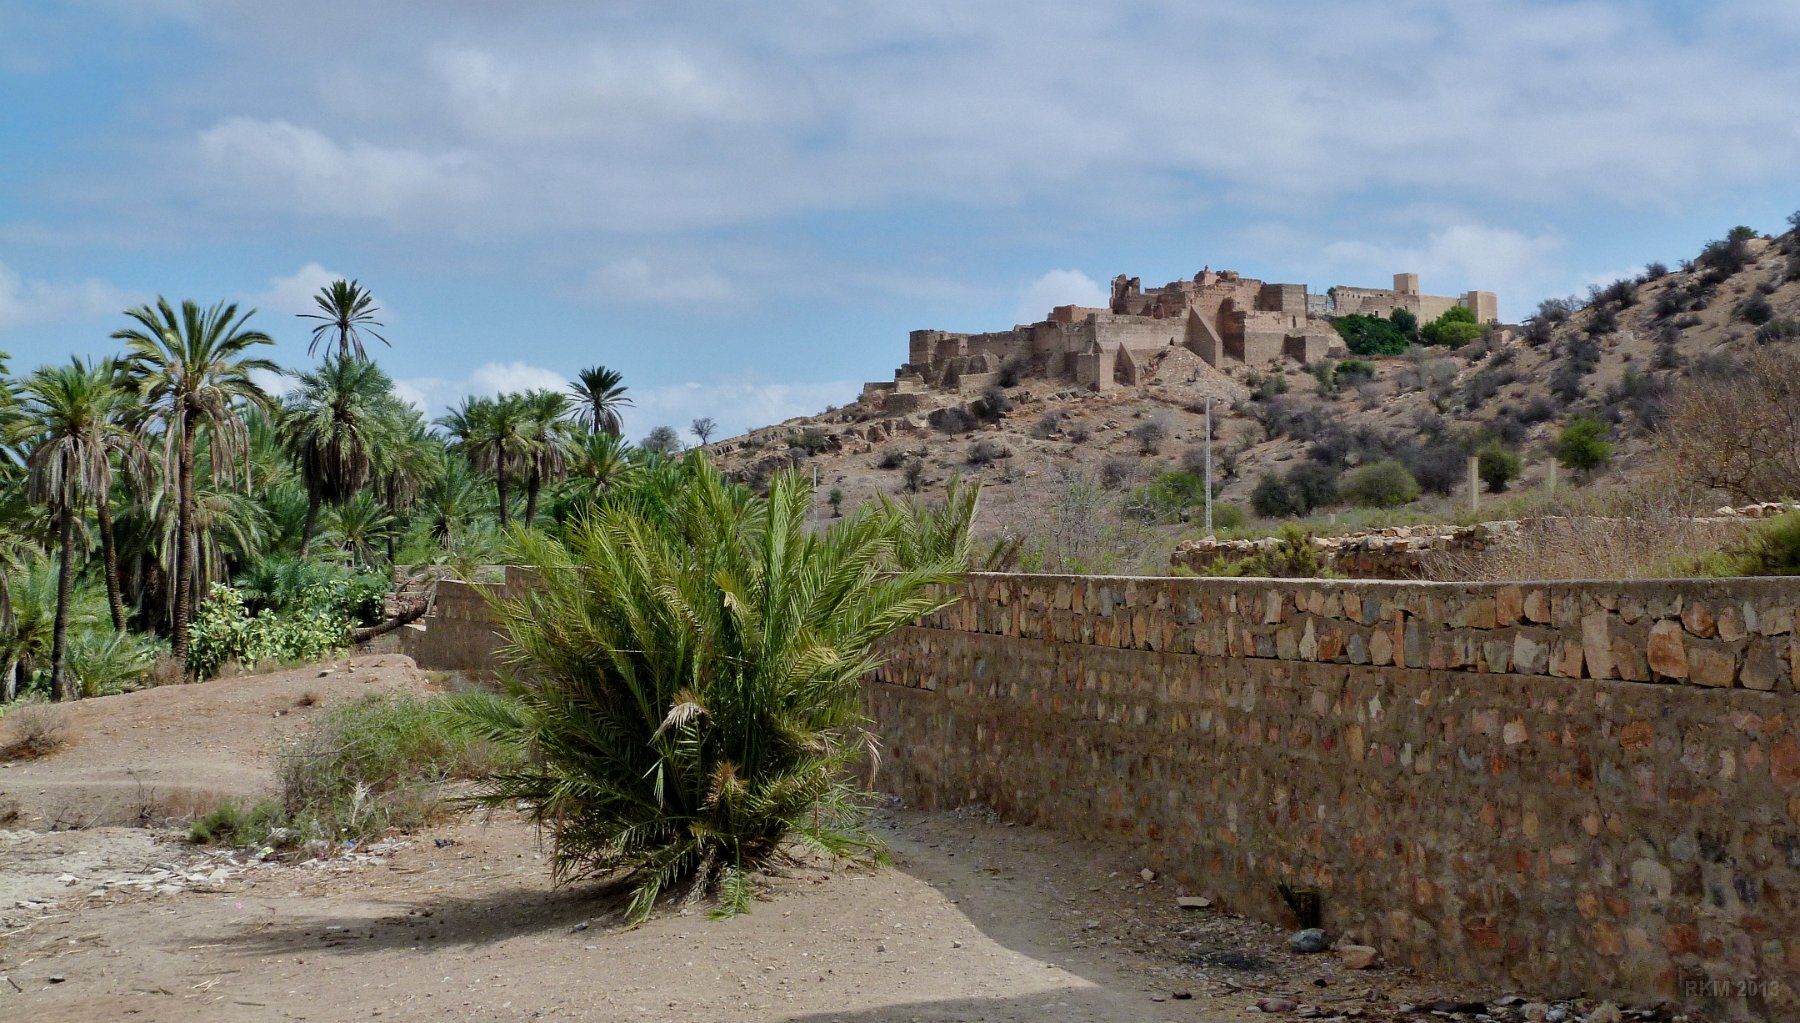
[{"x1": 868, "y1": 574, "x2": 1800, "y2": 1020}]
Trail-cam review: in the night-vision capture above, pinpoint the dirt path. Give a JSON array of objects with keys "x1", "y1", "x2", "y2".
[{"x1": 1, "y1": 657, "x2": 1464, "y2": 1023}]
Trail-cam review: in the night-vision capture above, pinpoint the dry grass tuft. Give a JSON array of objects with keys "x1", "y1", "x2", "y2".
[{"x1": 1, "y1": 701, "x2": 70, "y2": 761}]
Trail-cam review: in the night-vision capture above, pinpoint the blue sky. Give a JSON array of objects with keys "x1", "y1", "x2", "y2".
[{"x1": 3, "y1": 1, "x2": 1798, "y2": 439}]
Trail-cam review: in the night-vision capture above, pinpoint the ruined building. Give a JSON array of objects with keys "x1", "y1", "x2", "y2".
[{"x1": 863, "y1": 269, "x2": 1498, "y2": 398}]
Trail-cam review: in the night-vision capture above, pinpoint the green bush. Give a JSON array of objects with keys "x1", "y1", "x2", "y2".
[
  {"x1": 1339, "y1": 460, "x2": 1420, "y2": 508},
  {"x1": 1697, "y1": 512, "x2": 1800, "y2": 577},
  {"x1": 1207, "y1": 525, "x2": 1334, "y2": 578},
  {"x1": 236, "y1": 556, "x2": 387, "y2": 626},
  {"x1": 1126, "y1": 471, "x2": 1207, "y2": 524},
  {"x1": 1331, "y1": 314, "x2": 1410, "y2": 356},
  {"x1": 452, "y1": 460, "x2": 974, "y2": 922},
  {"x1": 1420, "y1": 306, "x2": 1483, "y2": 348},
  {"x1": 1556, "y1": 416, "x2": 1614, "y2": 474},
  {"x1": 1477, "y1": 445, "x2": 1523, "y2": 493},
  {"x1": 187, "y1": 585, "x2": 355, "y2": 680},
  {"x1": 1250, "y1": 463, "x2": 1340, "y2": 518}
]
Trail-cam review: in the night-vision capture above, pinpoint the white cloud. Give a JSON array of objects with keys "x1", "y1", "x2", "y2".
[
  {"x1": 626, "y1": 379, "x2": 859, "y2": 442},
  {"x1": 590, "y1": 256, "x2": 736, "y2": 305},
  {"x1": 251, "y1": 262, "x2": 347, "y2": 318},
  {"x1": 196, "y1": 117, "x2": 484, "y2": 220},
  {"x1": 393, "y1": 361, "x2": 569, "y2": 420},
  {"x1": 1012, "y1": 269, "x2": 1106, "y2": 324},
  {"x1": 249, "y1": 367, "x2": 298, "y2": 399},
  {"x1": 0, "y1": 262, "x2": 140, "y2": 332}
]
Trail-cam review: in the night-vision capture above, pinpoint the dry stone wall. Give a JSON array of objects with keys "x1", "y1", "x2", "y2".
[{"x1": 868, "y1": 574, "x2": 1800, "y2": 1019}]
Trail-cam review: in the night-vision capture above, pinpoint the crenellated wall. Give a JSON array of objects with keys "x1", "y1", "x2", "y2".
[{"x1": 867, "y1": 574, "x2": 1800, "y2": 1020}]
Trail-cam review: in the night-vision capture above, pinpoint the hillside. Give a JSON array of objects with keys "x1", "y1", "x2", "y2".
[{"x1": 706, "y1": 221, "x2": 1800, "y2": 574}]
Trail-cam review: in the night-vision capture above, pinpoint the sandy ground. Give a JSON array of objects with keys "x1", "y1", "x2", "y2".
[{"x1": 0, "y1": 656, "x2": 1473, "y2": 1023}]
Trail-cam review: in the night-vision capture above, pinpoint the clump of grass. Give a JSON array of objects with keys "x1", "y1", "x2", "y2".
[
  {"x1": 190, "y1": 693, "x2": 516, "y2": 850},
  {"x1": 0, "y1": 700, "x2": 68, "y2": 760},
  {"x1": 1686, "y1": 511, "x2": 1800, "y2": 577}
]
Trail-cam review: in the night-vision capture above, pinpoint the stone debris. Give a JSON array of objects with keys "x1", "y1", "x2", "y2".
[
  {"x1": 1175, "y1": 895, "x2": 1211, "y2": 909},
  {"x1": 1287, "y1": 928, "x2": 1328, "y2": 953},
  {"x1": 1336, "y1": 944, "x2": 1379, "y2": 969}
]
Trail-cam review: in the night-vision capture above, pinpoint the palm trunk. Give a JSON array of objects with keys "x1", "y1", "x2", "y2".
[
  {"x1": 300, "y1": 491, "x2": 321, "y2": 557},
  {"x1": 2, "y1": 659, "x2": 16, "y2": 703},
  {"x1": 172, "y1": 425, "x2": 196, "y2": 662},
  {"x1": 98, "y1": 496, "x2": 127, "y2": 632},
  {"x1": 495, "y1": 451, "x2": 511, "y2": 530},
  {"x1": 49, "y1": 508, "x2": 76, "y2": 701},
  {"x1": 525, "y1": 466, "x2": 542, "y2": 528}
]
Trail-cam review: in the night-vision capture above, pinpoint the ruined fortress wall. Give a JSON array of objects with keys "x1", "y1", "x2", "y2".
[
  {"x1": 1089, "y1": 314, "x2": 1184, "y2": 353},
  {"x1": 868, "y1": 574, "x2": 1800, "y2": 1019}
]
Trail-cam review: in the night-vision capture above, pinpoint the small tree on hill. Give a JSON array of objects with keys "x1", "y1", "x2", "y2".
[
  {"x1": 641, "y1": 425, "x2": 682, "y2": 457},
  {"x1": 1340, "y1": 460, "x2": 1420, "y2": 508},
  {"x1": 691, "y1": 417, "x2": 717, "y2": 446},
  {"x1": 1477, "y1": 445, "x2": 1522, "y2": 493},
  {"x1": 1556, "y1": 417, "x2": 1613, "y2": 476}
]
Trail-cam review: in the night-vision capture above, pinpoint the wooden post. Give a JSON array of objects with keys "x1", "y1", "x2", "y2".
[{"x1": 1468, "y1": 455, "x2": 1481, "y2": 516}]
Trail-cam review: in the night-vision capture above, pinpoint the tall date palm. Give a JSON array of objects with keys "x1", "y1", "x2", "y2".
[
  {"x1": 568, "y1": 366, "x2": 632, "y2": 437},
  {"x1": 12, "y1": 360, "x2": 149, "y2": 698},
  {"x1": 279, "y1": 356, "x2": 397, "y2": 555},
  {"x1": 300, "y1": 279, "x2": 389, "y2": 360},
  {"x1": 114, "y1": 298, "x2": 275, "y2": 660}
]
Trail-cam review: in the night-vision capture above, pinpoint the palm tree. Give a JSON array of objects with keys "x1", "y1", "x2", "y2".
[
  {"x1": 568, "y1": 366, "x2": 632, "y2": 437},
  {"x1": 278, "y1": 356, "x2": 397, "y2": 555},
  {"x1": 520, "y1": 389, "x2": 571, "y2": 527},
  {"x1": 114, "y1": 298, "x2": 276, "y2": 660},
  {"x1": 2, "y1": 555, "x2": 104, "y2": 701},
  {"x1": 299, "y1": 279, "x2": 388, "y2": 360},
  {"x1": 565, "y1": 430, "x2": 635, "y2": 506},
  {"x1": 452, "y1": 461, "x2": 975, "y2": 921},
  {"x1": 320, "y1": 492, "x2": 397, "y2": 568},
  {"x1": 12, "y1": 360, "x2": 149, "y2": 698},
  {"x1": 439, "y1": 395, "x2": 528, "y2": 529}
]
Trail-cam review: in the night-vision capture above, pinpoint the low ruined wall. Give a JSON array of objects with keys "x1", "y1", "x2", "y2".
[
  {"x1": 868, "y1": 574, "x2": 1800, "y2": 1019},
  {"x1": 396, "y1": 566, "x2": 527, "y2": 676}
]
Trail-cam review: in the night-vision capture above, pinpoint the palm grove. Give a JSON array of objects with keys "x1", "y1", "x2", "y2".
[{"x1": 0, "y1": 281, "x2": 667, "y2": 701}]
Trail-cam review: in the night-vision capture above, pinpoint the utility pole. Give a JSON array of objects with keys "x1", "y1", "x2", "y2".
[
  {"x1": 1468, "y1": 455, "x2": 1480, "y2": 516},
  {"x1": 1203, "y1": 395, "x2": 1214, "y2": 535}
]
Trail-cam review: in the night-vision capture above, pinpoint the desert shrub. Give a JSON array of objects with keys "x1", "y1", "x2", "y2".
[
  {"x1": 1787, "y1": 251, "x2": 1800, "y2": 282},
  {"x1": 1652, "y1": 284, "x2": 1687, "y2": 320},
  {"x1": 1066, "y1": 423, "x2": 1092, "y2": 444},
  {"x1": 876, "y1": 448, "x2": 908, "y2": 470},
  {"x1": 1250, "y1": 473, "x2": 1300, "y2": 518},
  {"x1": 966, "y1": 438, "x2": 1012, "y2": 464},
  {"x1": 1756, "y1": 319, "x2": 1800, "y2": 344},
  {"x1": 1591, "y1": 277, "x2": 1638, "y2": 309},
  {"x1": 928, "y1": 406, "x2": 975, "y2": 435},
  {"x1": 996, "y1": 355, "x2": 1028, "y2": 388},
  {"x1": 1641, "y1": 262, "x2": 1669, "y2": 282},
  {"x1": 1246, "y1": 372, "x2": 1290, "y2": 400},
  {"x1": 789, "y1": 427, "x2": 831, "y2": 455},
  {"x1": 1032, "y1": 412, "x2": 1062, "y2": 439},
  {"x1": 972, "y1": 385, "x2": 1011, "y2": 421},
  {"x1": 1403, "y1": 444, "x2": 1466, "y2": 496},
  {"x1": 1477, "y1": 445, "x2": 1523, "y2": 493},
  {"x1": 187, "y1": 585, "x2": 354, "y2": 680},
  {"x1": 1697, "y1": 512, "x2": 1800, "y2": 577},
  {"x1": 1331, "y1": 314, "x2": 1411, "y2": 356},
  {"x1": 1212, "y1": 502, "x2": 1247, "y2": 530},
  {"x1": 1287, "y1": 462, "x2": 1341, "y2": 511},
  {"x1": 1586, "y1": 304, "x2": 1619, "y2": 337},
  {"x1": 0, "y1": 699, "x2": 67, "y2": 760},
  {"x1": 902, "y1": 457, "x2": 925, "y2": 493},
  {"x1": 1419, "y1": 306, "x2": 1482, "y2": 348},
  {"x1": 1125, "y1": 471, "x2": 1207, "y2": 524},
  {"x1": 1207, "y1": 526, "x2": 1333, "y2": 578},
  {"x1": 1336, "y1": 358, "x2": 1376, "y2": 383},
  {"x1": 827, "y1": 488, "x2": 844, "y2": 516},
  {"x1": 1178, "y1": 443, "x2": 1210, "y2": 477},
  {"x1": 1556, "y1": 416, "x2": 1614, "y2": 475},
  {"x1": 1100, "y1": 456, "x2": 1138, "y2": 490},
  {"x1": 265, "y1": 692, "x2": 514, "y2": 846},
  {"x1": 1129, "y1": 417, "x2": 1169, "y2": 455},
  {"x1": 453, "y1": 463, "x2": 973, "y2": 921},
  {"x1": 189, "y1": 798, "x2": 290, "y2": 847},
  {"x1": 1738, "y1": 294, "x2": 1776, "y2": 325},
  {"x1": 1694, "y1": 227, "x2": 1756, "y2": 280},
  {"x1": 1518, "y1": 396, "x2": 1558, "y2": 425},
  {"x1": 1340, "y1": 460, "x2": 1420, "y2": 508}
]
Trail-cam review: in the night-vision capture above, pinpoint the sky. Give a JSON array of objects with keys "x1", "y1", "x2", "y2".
[{"x1": 2, "y1": 1, "x2": 1798, "y2": 440}]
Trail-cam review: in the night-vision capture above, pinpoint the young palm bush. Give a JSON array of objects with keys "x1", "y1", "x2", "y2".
[{"x1": 453, "y1": 458, "x2": 974, "y2": 922}]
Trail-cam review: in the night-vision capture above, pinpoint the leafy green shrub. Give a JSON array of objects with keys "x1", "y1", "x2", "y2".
[
  {"x1": 1335, "y1": 359, "x2": 1376, "y2": 383},
  {"x1": 1332, "y1": 314, "x2": 1411, "y2": 356},
  {"x1": 236, "y1": 556, "x2": 387, "y2": 626},
  {"x1": 1696, "y1": 512, "x2": 1800, "y2": 576},
  {"x1": 1126, "y1": 471, "x2": 1206, "y2": 524},
  {"x1": 187, "y1": 585, "x2": 355, "y2": 680},
  {"x1": 1213, "y1": 502, "x2": 1247, "y2": 530},
  {"x1": 1339, "y1": 460, "x2": 1420, "y2": 508},
  {"x1": 452, "y1": 461, "x2": 972, "y2": 922},
  {"x1": 1250, "y1": 463, "x2": 1341, "y2": 519},
  {"x1": 1477, "y1": 445, "x2": 1523, "y2": 493},
  {"x1": 1207, "y1": 526, "x2": 1334, "y2": 578},
  {"x1": 1556, "y1": 416, "x2": 1614, "y2": 474},
  {"x1": 1419, "y1": 306, "x2": 1483, "y2": 348},
  {"x1": 189, "y1": 798, "x2": 289, "y2": 846}
]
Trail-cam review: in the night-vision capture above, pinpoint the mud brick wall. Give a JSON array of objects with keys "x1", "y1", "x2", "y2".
[
  {"x1": 867, "y1": 575, "x2": 1800, "y2": 1019},
  {"x1": 397, "y1": 567, "x2": 531, "y2": 676}
]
